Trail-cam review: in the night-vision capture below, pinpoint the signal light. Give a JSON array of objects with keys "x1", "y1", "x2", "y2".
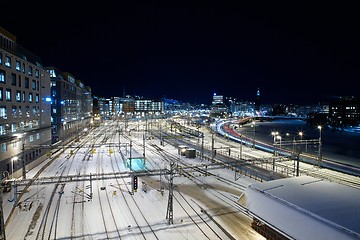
[{"x1": 133, "y1": 176, "x2": 138, "y2": 191}]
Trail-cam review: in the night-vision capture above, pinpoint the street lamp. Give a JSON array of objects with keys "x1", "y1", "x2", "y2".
[
  {"x1": 276, "y1": 135, "x2": 282, "y2": 157},
  {"x1": 318, "y1": 125, "x2": 322, "y2": 163},
  {"x1": 271, "y1": 131, "x2": 279, "y2": 155},
  {"x1": 252, "y1": 121, "x2": 256, "y2": 148},
  {"x1": 298, "y1": 131, "x2": 303, "y2": 140}
]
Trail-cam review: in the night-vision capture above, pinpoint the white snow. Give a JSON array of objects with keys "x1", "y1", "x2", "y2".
[
  {"x1": 238, "y1": 176, "x2": 360, "y2": 240},
  {"x1": 2, "y1": 124, "x2": 265, "y2": 240}
]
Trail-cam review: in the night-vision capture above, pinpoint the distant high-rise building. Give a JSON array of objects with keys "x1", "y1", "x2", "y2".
[
  {"x1": 329, "y1": 96, "x2": 360, "y2": 127},
  {"x1": 210, "y1": 93, "x2": 228, "y2": 117},
  {"x1": 255, "y1": 88, "x2": 261, "y2": 111}
]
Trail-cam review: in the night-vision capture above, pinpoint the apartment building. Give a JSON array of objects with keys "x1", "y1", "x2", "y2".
[
  {"x1": 0, "y1": 27, "x2": 51, "y2": 178},
  {"x1": 46, "y1": 67, "x2": 93, "y2": 144}
]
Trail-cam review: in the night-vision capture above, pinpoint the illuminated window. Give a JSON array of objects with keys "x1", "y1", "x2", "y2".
[
  {"x1": 16, "y1": 60, "x2": 21, "y2": 71},
  {"x1": 0, "y1": 106, "x2": 6, "y2": 118},
  {"x1": 5, "y1": 89, "x2": 11, "y2": 101},
  {"x1": 12, "y1": 106, "x2": 17, "y2": 117},
  {"x1": 5, "y1": 56, "x2": 11, "y2": 68},
  {"x1": 35, "y1": 94, "x2": 39, "y2": 103},
  {"x1": 0, "y1": 125, "x2": 5, "y2": 135},
  {"x1": 11, "y1": 124, "x2": 17, "y2": 133},
  {"x1": 35, "y1": 69, "x2": 39, "y2": 78},
  {"x1": 16, "y1": 90, "x2": 21, "y2": 102},
  {"x1": 0, "y1": 70, "x2": 5, "y2": 83},
  {"x1": 0, "y1": 88, "x2": 2, "y2": 101},
  {"x1": 28, "y1": 66, "x2": 33, "y2": 76},
  {"x1": 25, "y1": 106, "x2": 30, "y2": 117},
  {"x1": 32, "y1": 80, "x2": 36, "y2": 90},
  {"x1": 1, "y1": 143, "x2": 7, "y2": 152},
  {"x1": 29, "y1": 92, "x2": 33, "y2": 102}
]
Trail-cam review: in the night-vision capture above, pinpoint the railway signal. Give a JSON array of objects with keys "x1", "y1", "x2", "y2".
[{"x1": 133, "y1": 176, "x2": 138, "y2": 192}]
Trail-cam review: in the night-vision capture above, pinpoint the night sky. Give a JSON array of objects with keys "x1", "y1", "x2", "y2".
[{"x1": 1, "y1": 1, "x2": 360, "y2": 105}]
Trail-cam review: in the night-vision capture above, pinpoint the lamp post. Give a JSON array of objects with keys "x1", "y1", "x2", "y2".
[
  {"x1": 252, "y1": 121, "x2": 256, "y2": 148},
  {"x1": 271, "y1": 131, "x2": 279, "y2": 155},
  {"x1": 276, "y1": 135, "x2": 282, "y2": 157},
  {"x1": 318, "y1": 125, "x2": 322, "y2": 164},
  {"x1": 239, "y1": 134, "x2": 242, "y2": 160}
]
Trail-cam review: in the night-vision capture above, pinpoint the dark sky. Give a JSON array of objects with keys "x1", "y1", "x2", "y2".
[{"x1": 2, "y1": 1, "x2": 360, "y2": 105}]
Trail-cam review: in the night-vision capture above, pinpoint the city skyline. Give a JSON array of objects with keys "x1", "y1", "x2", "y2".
[{"x1": 1, "y1": 1, "x2": 360, "y2": 104}]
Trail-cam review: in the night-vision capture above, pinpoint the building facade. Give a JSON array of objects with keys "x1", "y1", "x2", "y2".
[
  {"x1": 329, "y1": 96, "x2": 360, "y2": 128},
  {"x1": 46, "y1": 67, "x2": 93, "y2": 144},
  {"x1": 0, "y1": 27, "x2": 52, "y2": 178}
]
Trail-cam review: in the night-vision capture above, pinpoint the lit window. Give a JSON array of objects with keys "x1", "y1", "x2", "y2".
[
  {"x1": 35, "y1": 69, "x2": 39, "y2": 78},
  {"x1": 0, "y1": 125, "x2": 5, "y2": 135},
  {"x1": 16, "y1": 60, "x2": 21, "y2": 71},
  {"x1": 0, "y1": 106, "x2": 6, "y2": 118},
  {"x1": 25, "y1": 106, "x2": 30, "y2": 117},
  {"x1": 28, "y1": 66, "x2": 33, "y2": 75},
  {"x1": 1, "y1": 143, "x2": 7, "y2": 152},
  {"x1": 5, "y1": 89, "x2": 11, "y2": 101},
  {"x1": 29, "y1": 92, "x2": 33, "y2": 102},
  {"x1": 16, "y1": 90, "x2": 21, "y2": 102},
  {"x1": 5, "y1": 56, "x2": 11, "y2": 68},
  {"x1": 0, "y1": 88, "x2": 2, "y2": 101},
  {"x1": 35, "y1": 94, "x2": 39, "y2": 103},
  {"x1": 32, "y1": 80, "x2": 36, "y2": 90},
  {"x1": 0, "y1": 70, "x2": 5, "y2": 83},
  {"x1": 12, "y1": 106, "x2": 17, "y2": 117}
]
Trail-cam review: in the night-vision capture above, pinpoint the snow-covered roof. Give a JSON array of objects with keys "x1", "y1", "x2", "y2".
[{"x1": 238, "y1": 176, "x2": 360, "y2": 240}]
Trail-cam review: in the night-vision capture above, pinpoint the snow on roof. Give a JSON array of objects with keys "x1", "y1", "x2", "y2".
[{"x1": 238, "y1": 176, "x2": 360, "y2": 240}]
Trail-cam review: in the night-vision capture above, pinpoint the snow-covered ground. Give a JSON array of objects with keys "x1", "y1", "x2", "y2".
[
  {"x1": 3, "y1": 120, "x2": 359, "y2": 240},
  {"x1": 2, "y1": 122, "x2": 266, "y2": 240}
]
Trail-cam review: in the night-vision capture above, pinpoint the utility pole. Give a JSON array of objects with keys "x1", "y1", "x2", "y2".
[
  {"x1": 201, "y1": 136, "x2": 204, "y2": 159},
  {"x1": 129, "y1": 140, "x2": 132, "y2": 171},
  {"x1": 318, "y1": 126, "x2": 322, "y2": 166},
  {"x1": 143, "y1": 134, "x2": 146, "y2": 158},
  {"x1": 166, "y1": 161, "x2": 174, "y2": 224},
  {"x1": 22, "y1": 135, "x2": 26, "y2": 180},
  {"x1": 239, "y1": 134, "x2": 242, "y2": 160},
  {"x1": 211, "y1": 133, "x2": 215, "y2": 162}
]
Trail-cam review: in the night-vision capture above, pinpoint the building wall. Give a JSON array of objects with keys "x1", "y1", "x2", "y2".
[
  {"x1": 47, "y1": 67, "x2": 92, "y2": 144},
  {"x1": 0, "y1": 28, "x2": 51, "y2": 177}
]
